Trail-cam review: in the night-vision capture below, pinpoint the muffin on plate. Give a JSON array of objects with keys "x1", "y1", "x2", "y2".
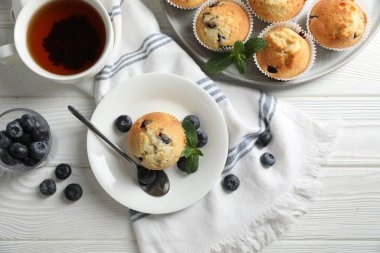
[
  {"x1": 308, "y1": 0, "x2": 367, "y2": 50},
  {"x1": 194, "y1": 0, "x2": 252, "y2": 51},
  {"x1": 248, "y1": 0, "x2": 306, "y2": 23},
  {"x1": 128, "y1": 112, "x2": 186, "y2": 170},
  {"x1": 255, "y1": 25, "x2": 312, "y2": 80},
  {"x1": 167, "y1": 0, "x2": 207, "y2": 9}
]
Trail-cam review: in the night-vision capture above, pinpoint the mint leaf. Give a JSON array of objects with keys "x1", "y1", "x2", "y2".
[
  {"x1": 184, "y1": 155, "x2": 199, "y2": 174},
  {"x1": 235, "y1": 57, "x2": 247, "y2": 74},
  {"x1": 183, "y1": 146, "x2": 204, "y2": 158},
  {"x1": 182, "y1": 146, "x2": 193, "y2": 158},
  {"x1": 234, "y1": 53, "x2": 247, "y2": 74},
  {"x1": 244, "y1": 37, "x2": 267, "y2": 58},
  {"x1": 233, "y1": 41, "x2": 244, "y2": 55},
  {"x1": 192, "y1": 148, "x2": 203, "y2": 157},
  {"x1": 182, "y1": 119, "x2": 198, "y2": 148},
  {"x1": 205, "y1": 52, "x2": 234, "y2": 73}
]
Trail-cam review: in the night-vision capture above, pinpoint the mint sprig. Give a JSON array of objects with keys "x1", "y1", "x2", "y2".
[
  {"x1": 204, "y1": 37, "x2": 267, "y2": 74},
  {"x1": 181, "y1": 119, "x2": 203, "y2": 174}
]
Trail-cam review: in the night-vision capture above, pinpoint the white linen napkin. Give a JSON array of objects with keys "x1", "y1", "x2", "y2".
[{"x1": 12, "y1": 0, "x2": 338, "y2": 252}]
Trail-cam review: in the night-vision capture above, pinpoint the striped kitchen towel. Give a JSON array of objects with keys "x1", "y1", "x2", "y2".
[{"x1": 12, "y1": 0, "x2": 338, "y2": 252}]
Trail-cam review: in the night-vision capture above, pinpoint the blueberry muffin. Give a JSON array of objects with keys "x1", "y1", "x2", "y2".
[
  {"x1": 248, "y1": 0, "x2": 306, "y2": 23},
  {"x1": 308, "y1": 0, "x2": 367, "y2": 49},
  {"x1": 256, "y1": 26, "x2": 311, "y2": 79},
  {"x1": 194, "y1": 0, "x2": 251, "y2": 50},
  {"x1": 168, "y1": 0, "x2": 207, "y2": 9},
  {"x1": 128, "y1": 112, "x2": 186, "y2": 170}
]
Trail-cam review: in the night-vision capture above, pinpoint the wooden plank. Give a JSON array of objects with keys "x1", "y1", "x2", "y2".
[
  {"x1": 263, "y1": 240, "x2": 380, "y2": 253},
  {"x1": 0, "y1": 241, "x2": 138, "y2": 253},
  {"x1": 0, "y1": 167, "x2": 379, "y2": 241},
  {"x1": 0, "y1": 240, "x2": 379, "y2": 253},
  {"x1": 282, "y1": 167, "x2": 380, "y2": 240},
  {"x1": 1, "y1": 97, "x2": 380, "y2": 167},
  {"x1": 0, "y1": 166, "x2": 133, "y2": 240}
]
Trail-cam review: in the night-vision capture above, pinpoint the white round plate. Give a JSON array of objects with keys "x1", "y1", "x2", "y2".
[
  {"x1": 160, "y1": 0, "x2": 380, "y2": 87},
  {"x1": 87, "y1": 73, "x2": 229, "y2": 214}
]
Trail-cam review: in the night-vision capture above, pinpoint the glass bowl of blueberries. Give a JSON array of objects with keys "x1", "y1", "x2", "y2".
[{"x1": 0, "y1": 108, "x2": 52, "y2": 172}]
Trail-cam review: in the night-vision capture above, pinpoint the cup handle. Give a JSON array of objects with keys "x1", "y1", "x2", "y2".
[{"x1": 0, "y1": 43, "x2": 20, "y2": 65}]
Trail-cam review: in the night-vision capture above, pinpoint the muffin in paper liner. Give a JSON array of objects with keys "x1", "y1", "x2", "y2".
[
  {"x1": 165, "y1": 0, "x2": 207, "y2": 10},
  {"x1": 306, "y1": 0, "x2": 370, "y2": 51},
  {"x1": 247, "y1": 0, "x2": 309, "y2": 24},
  {"x1": 192, "y1": 0, "x2": 254, "y2": 52},
  {"x1": 253, "y1": 22, "x2": 316, "y2": 81}
]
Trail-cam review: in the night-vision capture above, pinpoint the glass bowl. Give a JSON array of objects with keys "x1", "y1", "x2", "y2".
[{"x1": 0, "y1": 108, "x2": 52, "y2": 172}]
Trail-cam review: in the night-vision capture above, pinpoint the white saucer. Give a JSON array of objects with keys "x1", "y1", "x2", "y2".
[{"x1": 87, "y1": 73, "x2": 228, "y2": 214}]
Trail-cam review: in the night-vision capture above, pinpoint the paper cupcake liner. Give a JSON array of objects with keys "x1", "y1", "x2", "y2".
[
  {"x1": 247, "y1": 0, "x2": 311, "y2": 24},
  {"x1": 192, "y1": 0, "x2": 254, "y2": 52},
  {"x1": 253, "y1": 22, "x2": 316, "y2": 82},
  {"x1": 306, "y1": 0, "x2": 371, "y2": 51},
  {"x1": 165, "y1": 0, "x2": 207, "y2": 10}
]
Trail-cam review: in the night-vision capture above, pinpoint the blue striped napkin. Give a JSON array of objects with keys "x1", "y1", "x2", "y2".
[{"x1": 12, "y1": 0, "x2": 338, "y2": 252}]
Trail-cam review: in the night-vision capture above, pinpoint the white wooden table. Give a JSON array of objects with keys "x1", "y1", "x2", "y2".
[{"x1": 0, "y1": 1, "x2": 380, "y2": 252}]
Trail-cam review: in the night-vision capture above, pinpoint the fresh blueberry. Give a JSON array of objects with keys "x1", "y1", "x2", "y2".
[
  {"x1": 32, "y1": 125, "x2": 50, "y2": 141},
  {"x1": 196, "y1": 130, "x2": 208, "y2": 148},
  {"x1": 64, "y1": 183, "x2": 83, "y2": 201},
  {"x1": 39, "y1": 179, "x2": 56, "y2": 196},
  {"x1": 55, "y1": 163, "x2": 72, "y2": 180},
  {"x1": 9, "y1": 143, "x2": 28, "y2": 159},
  {"x1": 6, "y1": 119, "x2": 23, "y2": 139},
  {"x1": 223, "y1": 174, "x2": 240, "y2": 191},
  {"x1": 176, "y1": 156, "x2": 186, "y2": 172},
  {"x1": 14, "y1": 134, "x2": 32, "y2": 146},
  {"x1": 29, "y1": 141, "x2": 48, "y2": 160},
  {"x1": 184, "y1": 115, "x2": 200, "y2": 130},
  {"x1": 260, "y1": 152, "x2": 276, "y2": 167},
  {"x1": 137, "y1": 166, "x2": 157, "y2": 185},
  {"x1": 20, "y1": 114, "x2": 37, "y2": 133},
  {"x1": 0, "y1": 131, "x2": 12, "y2": 149},
  {"x1": 0, "y1": 149, "x2": 20, "y2": 166},
  {"x1": 256, "y1": 131, "x2": 272, "y2": 148},
  {"x1": 115, "y1": 115, "x2": 132, "y2": 133},
  {"x1": 22, "y1": 156, "x2": 39, "y2": 167}
]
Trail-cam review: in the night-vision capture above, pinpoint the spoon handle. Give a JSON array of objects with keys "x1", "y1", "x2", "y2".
[{"x1": 68, "y1": 105, "x2": 136, "y2": 165}]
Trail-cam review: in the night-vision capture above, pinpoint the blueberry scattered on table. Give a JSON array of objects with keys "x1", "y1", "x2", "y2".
[
  {"x1": 6, "y1": 119, "x2": 24, "y2": 139},
  {"x1": 55, "y1": 163, "x2": 72, "y2": 180},
  {"x1": 137, "y1": 165, "x2": 157, "y2": 185},
  {"x1": 256, "y1": 131, "x2": 272, "y2": 148},
  {"x1": 0, "y1": 149, "x2": 20, "y2": 166},
  {"x1": 39, "y1": 179, "x2": 56, "y2": 196},
  {"x1": 115, "y1": 115, "x2": 132, "y2": 133},
  {"x1": 9, "y1": 143, "x2": 29, "y2": 159},
  {"x1": 0, "y1": 131, "x2": 12, "y2": 149},
  {"x1": 260, "y1": 152, "x2": 276, "y2": 167},
  {"x1": 29, "y1": 141, "x2": 49, "y2": 160},
  {"x1": 64, "y1": 183, "x2": 83, "y2": 201},
  {"x1": 20, "y1": 114, "x2": 37, "y2": 133},
  {"x1": 196, "y1": 130, "x2": 208, "y2": 148},
  {"x1": 32, "y1": 125, "x2": 50, "y2": 141},
  {"x1": 184, "y1": 115, "x2": 200, "y2": 130},
  {"x1": 223, "y1": 174, "x2": 240, "y2": 191},
  {"x1": 176, "y1": 156, "x2": 186, "y2": 172}
]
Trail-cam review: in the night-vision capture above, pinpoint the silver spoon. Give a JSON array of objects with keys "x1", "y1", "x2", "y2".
[{"x1": 68, "y1": 105, "x2": 170, "y2": 197}]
